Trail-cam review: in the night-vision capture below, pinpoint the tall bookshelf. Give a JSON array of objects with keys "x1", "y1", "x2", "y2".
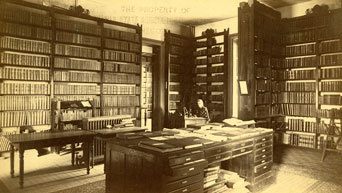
[
  {"x1": 0, "y1": 0, "x2": 142, "y2": 148},
  {"x1": 164, "y1": 30, "x2": 192, "y2": 128},
  {"x1": 193, "y1": 29, "x2": 229, "y2": 121}
]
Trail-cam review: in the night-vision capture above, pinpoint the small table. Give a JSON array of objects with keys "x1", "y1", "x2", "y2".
[
  {"x1": 5, "y1": 130, "x2": 95, "y2": 188},
  {"x1": 92, "y1": 127, "x2": 146, "y2": 172}
]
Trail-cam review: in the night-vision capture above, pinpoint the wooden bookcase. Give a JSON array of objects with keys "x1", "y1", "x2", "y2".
[
  {"x1": 193, "y1": 29, "x2": 230, "y2": 122},
  {"x1": 0, "y1": 0, "x2": 143, "y2": 152}
]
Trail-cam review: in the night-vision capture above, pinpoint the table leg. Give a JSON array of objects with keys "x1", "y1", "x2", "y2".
[
  {"x1": 19, "y1": 148, "x2": 24, "y2": 189},
  {"x1": 10, "y1": 144, "x2": 14, "y2": 178},
  {"x1": 85, "y1": 141, "x2": 90, "y2": 175},
  {"x1": 103, "y1": 142, "x2": 106, "y2": 174},
  {"x1": 71, "y1": 143, "x2": 75, "y2": 166}
]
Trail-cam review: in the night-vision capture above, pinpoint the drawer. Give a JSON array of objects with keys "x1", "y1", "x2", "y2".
[
  {"x1": 254, "y1": 156, "x2": 272, "y2": 166},
  {"x1": 163, "y1": 173, "x2": 202, "y2": 193},
  {"x1": 255, "y1": 135, "x2": 272, "y2": 144},
  {"x1": 169, "y1": 181, "x2": 203, "y2": 193},
  {"x1": 206, "y1": 151, "x2": 232, "y2": 164},
  {"x1": 254, "y1": 170, "x2": 272, "y2": 184},
  {"x1": 168, "y1": 150, "x2": 204, "y2": 167},
  {"x1": 231, "y1": 140, "x2": 254, "y2": 149},
  {"x1": 232, "y1": 146, "x2": 254, "y2": 157},
  {"x1": 254, "y1": 161, "x2": 272, "y2": 176},
  {"x1": 255, "y1": 146, "x2": 273, "y2": 156},
  {"x1": 166, "y1": 159, "x2": 207, "y2": 181},
  {"x1": 255, "y1": 140, "x2": 273, "y2": 149},
  {"x1": 204, "y1": 144, "x2": 231, "y2": 157},
  {"x1": 255, "y1": 151, "x2": 272, "y2": 162}
]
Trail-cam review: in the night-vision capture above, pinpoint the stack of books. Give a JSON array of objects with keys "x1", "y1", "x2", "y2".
[{"x1": 220, "y1": 169, "x2": 250, "y2": 193}]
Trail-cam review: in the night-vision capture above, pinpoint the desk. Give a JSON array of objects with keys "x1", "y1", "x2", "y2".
[
  {"x1": 92, "y1": 127, "x2": 146, "y2": 172},
  {"x1": 5, "y1": 130, "x2": 95, "y2": 188}
]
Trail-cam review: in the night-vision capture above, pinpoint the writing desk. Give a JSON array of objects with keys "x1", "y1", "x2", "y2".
[{"x1": 5, "y1": 130, "x2": 95, "y2": 188}]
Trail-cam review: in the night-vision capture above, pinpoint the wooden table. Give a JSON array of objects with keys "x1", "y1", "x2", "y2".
[
  {"x1": 5, "y1": 130, "x2": 95, "y2": 188},
  {"x1": 92, "y1": 127, "x2": 146, "y2": 172}
]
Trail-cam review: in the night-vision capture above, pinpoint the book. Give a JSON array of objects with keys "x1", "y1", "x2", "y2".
[{"x1": 138, "y1": 140, "x2": 182, "y2": 153}]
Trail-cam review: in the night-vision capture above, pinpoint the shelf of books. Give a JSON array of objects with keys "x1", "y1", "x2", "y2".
[
  {"x1": 141, "y1": 46, "x2": 153, "y2": 130},
  {"x1": 0, "y1": 0, "x2": 143, "y2": 153},
  {"x1": 193, "y1": 29, "x2": 229, "y2": 122},
  {"x1": 164, "y1": 30, "x2": 192, "y2": 127},
  {"x1": 277, "y1": 6, "x2": 342, "y2": 149}
]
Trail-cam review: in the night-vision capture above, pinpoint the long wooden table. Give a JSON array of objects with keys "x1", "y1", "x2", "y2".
[{"x1": 5, "y1": 130, "x2": 95, "y2": 188}]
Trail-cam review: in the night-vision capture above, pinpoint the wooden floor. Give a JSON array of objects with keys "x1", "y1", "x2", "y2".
[{"x1": 0, "y1": 145, "x2": 341, "y2": 193}]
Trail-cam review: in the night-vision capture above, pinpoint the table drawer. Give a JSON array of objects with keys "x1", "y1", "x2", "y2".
[
  {"x1": 254, "y1": 156, "x2": 272, "y2": 167},
  {"x1": 255, "y1": 146, "x2": 273, "y2": 156},
  {"x1": 254, "y1": 161, "x2": 272, "y2": 176},
  {"x1": 168, "y1": 159, "x2": 207, "y2": 179},
  {"x1": 255, "y1": 135, "x2": 273, "y2": 144},
  {"x1": 255, "y1": 151, "x2": 272, "y2": 162},
  {"x1": 231, "y1": 140, "x2": 254, "y2": 149},
  {"x1": 232, "y1": 146, "x2": 253, "y2": 157},
  {"x1": 163, "y1": 173, "x2": 203, "y2": 193},
  {"x1": 255, "y1": 140, "x2": 273, "y2": 150},
  {"x1": 206, "y1": 151, "x2": 232, "y2": 164},
  {"x1": 169, "y1": 181, "x2": 203, "y2": 193},
  {"x1": 168, "y1": 151, "x2": 204, "y2": 167},
  {"x1": 204, "y1": 144, "x2": 231, "y2": 158}
]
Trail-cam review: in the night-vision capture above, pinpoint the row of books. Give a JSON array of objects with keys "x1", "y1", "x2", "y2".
[
  {"x1": 170, "y1": 64, "x2": 183, "y2": 73},
  {"x1": 169, "y1": 85, "x2": 181, "y2": 91},
  {"x1": 170, "y1": 45, "x2": 187, "y2": 56},
  {"x1": 194, "y1": 46, "x2": 222, "y2": 56},
  {"x1": 170, "y1": 74, "x2": 181, "y2": 82},
  {"x1": 274, "y1": 82, "x2": 315, "y2": 92},
  {"x1": 54, "y1": 95, "x2": 100, "y2": 107},
  {"x1": 55, "y1": 44, "x2": 101, "y2": 59},
  {"x1": 60, "y1": 109, "x2": 93, "y2": 122},
  {"x1": 103, "y1": 84, "x2": 140, "y2": 95},
  {"x1": 316, "y1": 109, "x2": 342, "y2": 118},
  {"x1": 168, "y1": 35, "x2": 189, "y2": 47},
  {"x1": 320, "y1": 81, "x2": 342, "y2": 92},
  {"x1": 170, "y1": 55, "x2": 187, "y2": 65},
  {"x1": 255, "y1": 105, "x2": 270, "y2": 117},
  {"x1": 194, "y1": 67, "x2": 206, "y2": 74},
  {"x1": 203, "y1": 166, "x2": 220, "y2": 190},
  {"x1": 207, "y1": 75, "x2": 224, "y2": 82},
  {"x1": 54, "y1": 71, "x2": 100, "y2": 83},
  {"x1": 0, "y1": 3, "x2": 51, "y2": 27},
  {"x1": 104, "y1": 61, "x2": 140, "y2": 74},
  {"x1": 55, "y1": 18, "x2": 101, "y2": 36},
  {"x1": 256, "y1": 67, "x2": 272, "y2": 79},
  {"x1": 54, "y1": 57, "x2": 101, "y2": 71},
  {"x1": 277, "y1": 69, "x2": 315, "y2": 80},
  {"x1": 56, "y1": 31, "x2": 101, "y2": 47},
  {"x1": 319, "y1": 40, "x2": 342, "y2": 53},
  {"x1": 275, "y1": 92, "x2": 315, "y2": 104},
  {"x1": 0, "y1": 67, "x2": 50, "y2": 81},
  {"x1": 278, "y1": 104, "x2": 316, "y2": 117},
  {"x1": 54, "y1": 84, "x2": 100, "y2": 95},
  {"x1": 208, "y1": 85, "x2": 224, "y2": 92},
  {"x1": 319, "y1": 95, "x2": 342, "y2": 105},
  {"x1": 281, "y1": 29, "x2": 316, "y2": 45},
  {"x1": 169, "y1": 101, "x2": 179, "y2": 110},
  {"x1": 284, "y1": 43, "x2": 315, "y2": 57},
  {"x1": 103, "y1": 28, "x2": 140, "y2": 43},
  {"x1": 0, "y1": 36, "x2": 51, "y2": 54},
  {"x1": 320, "y1": 54, "x2": 342, "y2": 66},
  {"x1": 0, "y1": 82, "x2": 50, "y2": 95},
  {"x1": 103, "y1": 95, "x2": 140, "y2": 107},
  {"x1": 169, "y1": 94, "x2": 181, "y2": 101},
  {"x1": 288, "y1": 119, "x2": 317, "y2": 133},
  {"x1": 0, "y1": 110, "x2": 51, "y2": 127},
  {"x1": 195, "y1": 38, "x2": 217, "y2": 48},
  {"x1": 321, "y1": 68, "x2": 342, "y2": 79},
  {"x1": 281, "y1": 56, "x2": 317, "y2": 68},
  {"x1": 283, "y1": 14, "x2": 331, "y2": 32},
  {"x1": 208, "y1": 94, "x2": 223, "y2": 101},
  {"x1": 102, "y1": 106, "x2": 140, "y2": 118},
  {"x1": 0, "y1": 95, "x2": 50, "y2": 111},
  {"x1": 0, "y1": 52, "x2": 50, "y2": 67},
  {"x1": 104, "y1": 38, "x2": 140, "y2": 53},
  {"x1": 0, "y1": 21, "x2": 52, "y2": 40},
  {"x1": 193, "y1": 76, "x2": 207, "y2": 83},
  {"x1": 195, "y1": 58, "x2": 207, "y2": 65},
  {"x1": 256, "y1": 79, "x2": 271, "y2": 91},
  {"x1": 281, "y1": 132, "x2": 316, "y2": 148},
  {"x1": 256, "y1": 93, "x2": 271, "y2": 105},
  {"x1": 103, "y1": 73, "x2": 140, "y2": 84},
  {"x1": 103, "y1": 50, "x2": 140, "y2": 63},
  {"x1": 208, "y1": 55, "x2": 224, "y2": 64}
]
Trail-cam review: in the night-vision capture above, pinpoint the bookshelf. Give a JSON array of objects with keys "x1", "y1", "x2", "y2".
[
  {"x1": 141, "y1": 46, "x2": 153, "y2": 130},
  {"x1": 0, "y1": 0, "x2": 143, "y2": 153},
  {"x1": 164, "y1": 30, "x2": 192, "y2": 128},
  {"x1": 193, "y1": 29, "x2": 229, "y2": 122}
]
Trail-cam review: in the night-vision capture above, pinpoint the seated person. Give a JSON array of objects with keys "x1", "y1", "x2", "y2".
[{"x1": 192, "y1": 99, "x2": 210, "y2": 123}]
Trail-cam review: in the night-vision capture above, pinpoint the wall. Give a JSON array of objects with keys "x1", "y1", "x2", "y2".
[
  {"x1": 24, "y1": 0, "x2": 190, "y2": 41},
  {"x1": 195, "y1": 17, "x2": 238, "y2": 36},
  {"x1": 277, "y1": 0, "x2": 342, "y2": 18}
]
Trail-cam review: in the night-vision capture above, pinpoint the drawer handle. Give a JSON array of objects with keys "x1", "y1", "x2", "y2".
[
  {"x1": 241, "y1": 143, "x2": 246, "y2": 147},
  {"x1": 188, "y1": 167, "x2": 194, "y2": 171},
  {"x1": 182, "y1": 189, "x2": 188, "y2": 192},
  {"x1": 241, "y1": 149, "x2": 246, "y2": 153},
  {"x1": 262, "y1": 138, "x2": 266, "y2": 141},
  {"x1": 262, "y1": 144, "x2": 266, "y2": 147},
  {"x1": 262, "y1": 155, "x2": 266, "y2": 158},
  {"x1": 263, "y1": 166, "x2": 267, "y2": 169},
  {"x1": 182, "y1": 180, "x2": 188, "y2": 184},
  {"x1": 262, "y1": 160, "x2": 266, "y2": 163},
  {"x1": 216, "y1": 155, "x2": 221, "y2": 160},
  {"x1": 262, "y1": 149, "x2": 266, "y2": 152},
  {"x1": 185, "y1": 157, "x2": 191, "y2": 161}
]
